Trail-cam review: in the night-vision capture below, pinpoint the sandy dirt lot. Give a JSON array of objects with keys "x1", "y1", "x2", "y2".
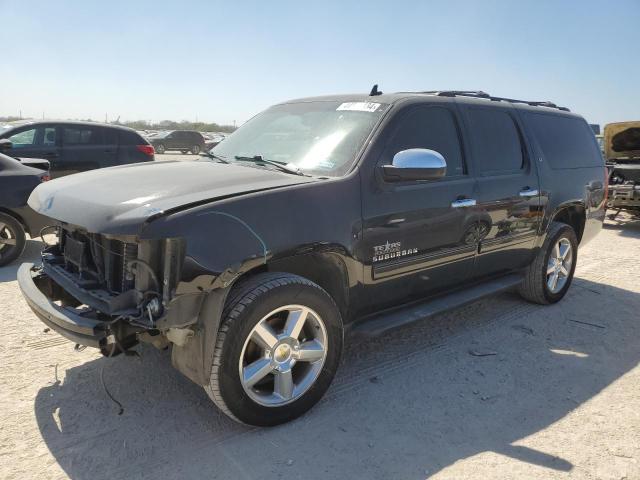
[{"x1": 1, "y1": 215, "x2": 639, "y2": 480}]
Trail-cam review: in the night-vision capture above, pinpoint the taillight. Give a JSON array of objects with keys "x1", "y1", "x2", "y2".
[
  {"x1": 136, "y1": 144, "x2": 155, "y2": 156},
  {"x1": 40, "y1": 174, "x2": 51, "y2": 182}
]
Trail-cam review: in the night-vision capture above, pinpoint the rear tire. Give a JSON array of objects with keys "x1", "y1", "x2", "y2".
[
  {"x1": 205, "y1": 273, "x2": 343, "y2": 426},
  {"x1": 0, "y1": 213, "x2": 26, "y2": 267},
  {"x1": 518, "y1": 222, "x2": 578, "y2": 305}
]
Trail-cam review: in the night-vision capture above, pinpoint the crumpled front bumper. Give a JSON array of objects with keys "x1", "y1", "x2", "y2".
[
  {"x1": 18, "y1": 263, "x2": 108, "y2": 348},
  {"x1": 607, "y1": 184, "x2": 640, "y2": 209}
]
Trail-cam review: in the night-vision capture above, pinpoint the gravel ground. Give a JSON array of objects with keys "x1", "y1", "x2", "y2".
[{"x1": 1, "y1": 215, "x2": 639, "y2": 480}]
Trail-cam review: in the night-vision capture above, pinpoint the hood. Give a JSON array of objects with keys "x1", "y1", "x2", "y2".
[
  {"x1": 28, "y1": 160, "x2": 315, "y2": 234},
  {"x1": 604, "y1": 121, "x2": 640, "y2": 161}
]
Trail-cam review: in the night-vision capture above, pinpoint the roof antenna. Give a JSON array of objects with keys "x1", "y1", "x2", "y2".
[{"x1": 369, "y1": 84, "x2": 382, "y2": 96}]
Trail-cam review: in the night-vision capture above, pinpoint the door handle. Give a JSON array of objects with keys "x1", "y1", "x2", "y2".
[
  {"x1": 519, "y1": 188, "x2": 539, "y2": 197},
  {"x1": 44, "y1": 152, "x2": 59, "y2": 158},
  {"x1": 451, "y1": 198, "x2": 477, "y2": 208}
]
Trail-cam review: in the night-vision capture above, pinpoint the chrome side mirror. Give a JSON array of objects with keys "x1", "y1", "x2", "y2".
[{"x1": 380, "y1": 148, "x2": 447, "y2": 182}]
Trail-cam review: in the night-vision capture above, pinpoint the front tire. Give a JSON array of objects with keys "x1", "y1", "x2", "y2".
[
  {"x1": 190, "y1": 145, "x2": 201, "y2": 154},
  {"x1": 205, "y1": 273, "x2": 343, "y2": 426},
  {"x1": 155, "y1": 143, "x2": 165, "y2": 154},
  {"x1": 519, "y1": 222, "x2": 578, "y2": 304},
  {"x1": 0, "y1": 213, "x2": 26, "y2": 267}
]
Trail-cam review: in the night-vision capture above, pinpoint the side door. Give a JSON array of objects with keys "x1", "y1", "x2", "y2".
[
  {"x1": 5, "y1": 125, "x2": 61, "y2": 164},
  {"x1": 359, "y1": 104, "x2": 478, "y2": 314},
  {"x1": 59, "y1": 125, "x2": 106, "y2": 176},
  {"x1": 164, "y1": 131, "x2": 178, "y2": 150},
  {"x1": 177, "y1": 131, "x2": 190, "y2": 150},
  {"x1": 458, "y1": 103, "x2": 541, "y2": 276},
  {"x1": 102, "y1": 127, "x2": 119, "y2": 167}
]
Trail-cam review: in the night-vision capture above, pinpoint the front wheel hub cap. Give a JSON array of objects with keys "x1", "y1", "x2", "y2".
[{"x1": 239, "y1": 305, "x2": 328, "y2": 407}]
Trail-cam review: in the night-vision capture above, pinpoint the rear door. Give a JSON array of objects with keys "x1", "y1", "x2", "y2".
[
  {"x1": 102, "y1": 127, "x2": 119, "y2": 167},
  {"x1": 176, "y1": 131, "x2": 189, "y2": 150},
  {"x1": 58, "y1": 125, "x2": 107, "y2": 177},
  {"x1": 458, "y1": 103, "x2": 541, "y2": 277}
]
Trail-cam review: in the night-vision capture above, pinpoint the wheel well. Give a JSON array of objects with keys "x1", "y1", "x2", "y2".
[
  {"x1": 232, "y1": 253, "x2": 351, "y2": 321},
  {"x1": 0, "y1": 208, "x2": 27, "y2": 232},
  {"x1": 552, "y1": 205, "x2": 586, "y2": 243}
]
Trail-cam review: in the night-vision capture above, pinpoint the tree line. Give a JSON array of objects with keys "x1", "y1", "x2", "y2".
[
  {"x1": 112, "y1": 119, "x2": 237, "y2": 133},
  {"x1": 1, "y1": 116, "x2": 237, "y2": 134}
]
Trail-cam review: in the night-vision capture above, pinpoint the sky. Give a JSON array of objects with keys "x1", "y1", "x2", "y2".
[{"x1": 1, "y1": 0, "x2": 638, "y2": 127}]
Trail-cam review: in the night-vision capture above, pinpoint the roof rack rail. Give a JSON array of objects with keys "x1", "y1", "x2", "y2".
[{"x1": 410, "y1": 90, "x2": 570, "y2": 112}]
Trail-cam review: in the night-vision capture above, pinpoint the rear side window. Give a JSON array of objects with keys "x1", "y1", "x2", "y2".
[
  {"x1": 467, "y1": 108, "x2": 524, "y2": 174},
  {"x1": 43, "y1": 127, "x2": 56, "y2": 146},
  {"x1": 386, "y1": 106, "x2": 465, "y2": 177},
  {"x1": 118, "y1": 130, "x2": 145, "y2": 145},
  {"x1": 63, "y1": 126, "x2": 104, "y2": 145},
  {"x1": 526, "y1": 113, "x2": 603, "y2": 168}
]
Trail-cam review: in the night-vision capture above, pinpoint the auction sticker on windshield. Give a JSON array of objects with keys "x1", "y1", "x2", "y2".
[{"x1": 336, "y1": 102, "x2": 381, "y2": 113}]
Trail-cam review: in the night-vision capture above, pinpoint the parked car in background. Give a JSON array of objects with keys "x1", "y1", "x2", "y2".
[
  {"x1": 0, "y1": 139, "x2": 50, "y2": 171},
  {"x1": 0, "y1": 121, "x2": 155, "y2": 179},
  {"x1": 149, "y1": 130, "x2": 205, "y2": 154},
  {"x1": 203, "y1": 133, "x2": 226, "y2": 150},
  {"x1": 604, "y1": 121, "x2": 640, "y2": 219},
  {"x1": 19, "y1": 89, "x2": 606, "y2": 426},
  {"x1": 0, "y1": 153, "x2": 51, "y2": 266}
]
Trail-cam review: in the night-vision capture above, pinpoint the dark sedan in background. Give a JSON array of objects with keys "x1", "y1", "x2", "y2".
[
  {"x1": 0, "y1": 153, "x2": 51, "y2": 266},
  {"x1": 0, "y1": 121, "x2": 155, "y2": 178}
]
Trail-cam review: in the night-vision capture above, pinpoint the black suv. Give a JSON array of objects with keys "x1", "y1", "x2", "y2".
[
  {"x1": 149, "y1": 130, "x2": 205, "y2": 154},
  {"x1": 18, "y1": 90, "x2": 606, "y2": 426},
  {"x1": 0, "y1": 121, "x2": 155, "y2": 178}
]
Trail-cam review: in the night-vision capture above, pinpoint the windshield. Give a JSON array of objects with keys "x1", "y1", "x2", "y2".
[{"x1": 211, "y1": 101, "x2": 388, "y2": 177}]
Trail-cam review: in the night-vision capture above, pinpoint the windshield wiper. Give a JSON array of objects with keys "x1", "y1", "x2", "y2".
[
  {"x1": 233, "y1": 155, "x2": 307, "y2": 176},
  {"x1": 199, "y1": 151, "x2": 229, "y2": 164}
]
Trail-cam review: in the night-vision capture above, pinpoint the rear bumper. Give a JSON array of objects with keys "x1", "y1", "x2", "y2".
[{"x1": 18, "y1": 263, "x2": 107, "y2": 348}]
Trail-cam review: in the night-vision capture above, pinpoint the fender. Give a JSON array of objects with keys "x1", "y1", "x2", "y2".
[{"x1": 537, "y1": 200, "x2": 586, "y2": 248}]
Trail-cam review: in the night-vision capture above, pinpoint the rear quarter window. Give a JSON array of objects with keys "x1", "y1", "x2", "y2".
[
  {"x1": 118, "y1": 129, "x2": 146, "y2": 145},
  {"x1": 525, "y1": 113, "x2": 603, "y2": 169}
]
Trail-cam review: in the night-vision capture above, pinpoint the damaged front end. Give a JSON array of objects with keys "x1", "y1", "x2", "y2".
[
  {"x1": 607, "y1": 161, "x2": 640, "y2": 215},
  {"x1": 604, "y1": 121, "x2": 640, "y2": 218},
  {"x1": 18, "y1": 224, "x2": 197, "y2": 356}
]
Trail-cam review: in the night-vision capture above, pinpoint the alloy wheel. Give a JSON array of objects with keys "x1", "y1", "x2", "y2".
[
  {"x1": 546, "y1": 238, "x2": 573, "y2": 293},
  {"x1": 238, "y1": 304, "x2": 328, "y2": 407},
  {"x1": 0, "y1": 222, "x2": 17, "y2": 258}
]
